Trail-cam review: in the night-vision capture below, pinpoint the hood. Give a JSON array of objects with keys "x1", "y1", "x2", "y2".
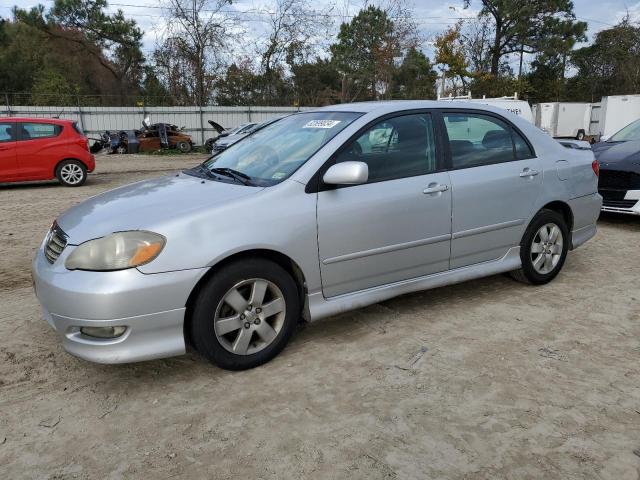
[
  {"x1": 592, "y1": 140, "x2": 640, "y2": 168},
  {"x1": 57, "y1": 173, "x2": 262, "y2": 243}
]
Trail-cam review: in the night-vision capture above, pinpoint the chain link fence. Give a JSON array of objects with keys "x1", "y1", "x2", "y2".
[{"x1": 0, "y1": 93, "x2": 308, "y2": 145}]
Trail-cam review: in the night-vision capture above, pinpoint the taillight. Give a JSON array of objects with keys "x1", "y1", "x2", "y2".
[{"x1": 592, "y1": 159, "x2": 599, "y2": 177}]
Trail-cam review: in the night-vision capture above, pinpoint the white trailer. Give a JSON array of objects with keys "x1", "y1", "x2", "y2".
[
  {"x1": 533, "y1": 102, "x2": 592, "y2": 139},
  {"x1": 589, "y1": 95, "x2": 640, "y2": 140},
  {"x1": 438, "y1": 93, "x2": 534, "y2": 123}
]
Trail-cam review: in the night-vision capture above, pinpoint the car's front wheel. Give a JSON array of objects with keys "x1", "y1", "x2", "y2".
[
  {"x1": 190, "y1": 258, "x2": 300, "y2": 370},
  {"x1": 56, "y1": 160, "x2": 87, "y2": 187},
  {"x1": 511, "y1": 209, "x2": 569, "y2": 285}
]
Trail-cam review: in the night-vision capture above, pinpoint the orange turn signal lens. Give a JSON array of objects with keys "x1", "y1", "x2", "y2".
[{"x1": 129, "y1": 242, "x2": 163, "y2": 266}]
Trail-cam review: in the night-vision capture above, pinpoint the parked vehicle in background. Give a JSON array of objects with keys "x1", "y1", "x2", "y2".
[
  {"x1": 533, "y1": 102, "x2": 592, "y2": 140},
  {"x1": 207, "y1": 122, "x2": 257, "y2": 153},
  {"x1": 0, "y1": 117, "x2": 95, "y2": 186},
  {"x1": 590, "y1": 95, "x2": 640, "y2": 141},
  {"x1": 593, "y1": 118, "x2": 640, "y2": 215},
  {"x1": 211, "y1": 117, "x2": 284, "y2": 153},
  {"x1": 438, "y1": 93, "x2": 534, "y2": 123},
  {"x1": 203, "y1": 120, "x2": 227, "y2": 152},
  {"x1": 93, "y1": 117, "x2": 193, "y2": 154},
  {"x1": 32, "y1": 101, "x2": 601, "y2": 370}
]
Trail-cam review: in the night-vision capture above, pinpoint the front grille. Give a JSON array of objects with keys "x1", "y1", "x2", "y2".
[
  {"x1": 599, "y1": 169, "x2": 640, "y2": 190},
  {"x1": 602, "y1": 199, "x2": 638, "y2": 209},
  {"x1": 44, "y1": 223, "x2": 68, "y2": 264}
]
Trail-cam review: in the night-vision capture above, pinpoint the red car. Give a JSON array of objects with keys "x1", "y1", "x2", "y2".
[{"x1": 0, "y1": 117, "x2": 95, "y2": 186}]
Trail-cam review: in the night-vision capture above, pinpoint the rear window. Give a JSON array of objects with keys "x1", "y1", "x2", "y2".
[
  {"x1": 19, "y1": 123, "x2": 63, "y2": 140},
  {"x1": 72, "y1": 122, "x2": 84, "y2": 135}
]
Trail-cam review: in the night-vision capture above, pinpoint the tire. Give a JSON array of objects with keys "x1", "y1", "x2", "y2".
[
  {"x1": 116, "y1": 145, "x2": 127, "y2": 155},
  {"x1": 177, "y1": 141, "x2": 192, "y2": 153},
  {"x1": 190, "y1": 258, "x2": 300, "y2": 370},
  {"x1": 56, "y1": 160, "x2": 87, "y2": 187},
  {"x1": 576, "y1": 130, "x2": 585, "y2": 141},
  {"x1": 204, "y1": 138, "x2": 215, "y2": 152},
  {"x1": 510, "y1": 209, "x2": 569, "y2": 285}
]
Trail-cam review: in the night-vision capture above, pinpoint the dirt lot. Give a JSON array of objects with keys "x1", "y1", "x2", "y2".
[{"x1": 1, "y1": 154, "x2": 639, "y2": 479}]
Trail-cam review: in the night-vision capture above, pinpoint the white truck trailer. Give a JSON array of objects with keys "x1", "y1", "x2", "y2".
[
  {"x1": 588, "y1": 95, "x2": 640, "y2": 140},
  {"x1": 533, "y1": 102, "x2": 592, "y2": 139}
]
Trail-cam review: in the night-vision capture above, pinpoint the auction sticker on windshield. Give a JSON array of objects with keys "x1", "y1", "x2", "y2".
[{"x1": 303, "y1": 120, "x2": 342, "y2": 129}]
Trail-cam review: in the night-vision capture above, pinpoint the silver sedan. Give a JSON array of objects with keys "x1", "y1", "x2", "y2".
[{"x1": 32, "y1": 101, "x2": 602, "y2": 370}]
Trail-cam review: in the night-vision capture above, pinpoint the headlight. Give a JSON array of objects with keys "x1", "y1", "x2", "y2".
[{"x1": 65, "y1": 231, "x2": 165, "y2": 271}]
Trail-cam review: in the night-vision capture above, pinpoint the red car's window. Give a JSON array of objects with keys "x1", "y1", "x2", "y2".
[
  {"x1": 0, "y1": 123, "x2": 16, "y2": 142},
  {"x1": 18, "y1": 123, "x2": 63, "y2": 141}
]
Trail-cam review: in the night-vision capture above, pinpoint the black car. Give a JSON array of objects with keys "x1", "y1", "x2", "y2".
[{"x1": 593, "y1": 119, "x2": 640, "y2": 215}]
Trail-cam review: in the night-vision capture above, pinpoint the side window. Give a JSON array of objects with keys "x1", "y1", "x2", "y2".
[
  {"x1": 513, "y1": 130, "x2": 534, "y2": 159},
  {"x1": 334, "y1": 113, "x2": 437, "y2": 183},
  {"x1": 443, "y1": 113, "x2": 520, "y2": 168},
  {"x1": 0, "y1": 123, "x2": 15, "y2": 143},
  {"x1": 19, "y1": 123, "x2": 63, "y2": 141}
]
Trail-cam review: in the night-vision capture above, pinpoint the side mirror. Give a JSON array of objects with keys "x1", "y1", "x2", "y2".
[{"x1": 323, "y1": 161, "x2": 368, "y2": 185}]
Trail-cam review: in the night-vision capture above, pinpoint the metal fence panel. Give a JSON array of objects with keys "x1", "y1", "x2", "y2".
[{"x1": 0, "y1": 104, "x2": 311, "y2": 145}]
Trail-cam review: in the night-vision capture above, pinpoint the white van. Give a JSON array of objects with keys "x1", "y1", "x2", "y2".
[{"x1": 438, "y1": 93, "x2": 534, "y2": 123}]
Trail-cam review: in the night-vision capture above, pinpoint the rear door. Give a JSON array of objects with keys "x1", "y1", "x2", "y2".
[
  {"x1": 441, "y1": 110, "x2": 542, "y2": 269},
  {"x1": 15, "y1": 122, "x2": 65, "y2": 179},
  {"x1": 0, "y1": 121, "x2": 17, "y2": 181},
  {"x1": 317, "y1": 112, "x2": 452, "y2": 297}
]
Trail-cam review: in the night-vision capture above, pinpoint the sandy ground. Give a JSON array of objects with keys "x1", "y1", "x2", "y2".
[{"x1": 1, "y1": 154, "x2": 639, "y2": 479}]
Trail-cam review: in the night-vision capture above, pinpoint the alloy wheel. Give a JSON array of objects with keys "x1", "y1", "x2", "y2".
[
  {"x1": 530, "y1": 222, "x2": 563, "y2": 274},
  {"x1": 60, "y1": 163, "x2": 84, "y2": 185},
  {"x1": 214, "y1": 278, "x2": 286, "y2": 355}
]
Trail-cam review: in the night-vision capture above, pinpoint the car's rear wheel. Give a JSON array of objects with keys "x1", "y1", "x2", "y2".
[
  {"x1": 190, "y1": 258, "x2": 300, "y2": 370},
  {"x1": 510, "y1": 209, "x2": 569, "y2": 285},
  {"x1": 56, "y1": 160, "x2": 87, "y2": 187},
  {"x1": 176, "y1": 141, "x2": 191, "y2": 153}
]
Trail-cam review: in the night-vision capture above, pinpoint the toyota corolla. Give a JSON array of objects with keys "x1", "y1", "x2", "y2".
[{"x1": 32, "y1": 101, "x2": 602, "y2": 370}]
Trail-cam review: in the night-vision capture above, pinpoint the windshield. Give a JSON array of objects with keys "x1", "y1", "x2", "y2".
[
  {"x1": 609, "y1": 119, "x2": 640, "y2": 142},
  {"x1": 203, "y1": 111, "x2": 362, "y2": 186}
]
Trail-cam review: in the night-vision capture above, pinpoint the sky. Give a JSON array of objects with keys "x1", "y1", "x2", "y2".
[{"x1": 2, "y1": 0, "x2": 640, "y2": 68}]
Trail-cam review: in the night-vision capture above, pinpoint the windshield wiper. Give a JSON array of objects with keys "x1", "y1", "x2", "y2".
[{"x1": 209, "y1": 167, "x2": 256, "y2": 186}]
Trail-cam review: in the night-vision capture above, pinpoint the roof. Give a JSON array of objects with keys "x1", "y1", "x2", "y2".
[
  {"x1": 309, "y1": 100, "x2": 525, "y2": 115},
  {"x1": 0, "y1": 117, "x2": 74, "y2": 124}
]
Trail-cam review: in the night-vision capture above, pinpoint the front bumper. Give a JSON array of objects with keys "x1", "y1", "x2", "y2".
[
  {"x1": 32, "y1": 245, "x2": 206, "y2": 364},
  {"x1": 599, "y1": 189, "x2": 640, "y2": 215}
]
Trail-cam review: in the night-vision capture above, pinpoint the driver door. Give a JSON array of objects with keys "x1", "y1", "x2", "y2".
[{"x1": 316, "y1": 113, "x2": 452, "y2": 298}]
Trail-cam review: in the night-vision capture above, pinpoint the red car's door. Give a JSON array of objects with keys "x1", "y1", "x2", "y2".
[
  {"x1": 15, "y1": 122, "x2": 66, "y2": 180},
  {"x1": 0, "y1": 121, "x2": 17, "y2": 181}
]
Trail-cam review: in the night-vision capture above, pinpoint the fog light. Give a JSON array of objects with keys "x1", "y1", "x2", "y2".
[{"x1": 80, "y1": 326, "x2": 126, "y2": 339}]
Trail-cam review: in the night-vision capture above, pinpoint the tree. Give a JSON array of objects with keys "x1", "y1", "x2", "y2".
[
  {"x1": 568, "y1": 17, "x2": 640, "y2": 101},
  {"x1": 291, "y1": 58, "x2": 341, "y2": 106},
  {"x1": 435, "y1": 22, "x2": 471, "y2": 95},
  {"x1": 393, "y1": 48, "x2": 437, "y2": 99},
  {"x1": 158, "y1": 0, "x2": 236, "y2": 105},
  {"x1": 463, "y1": 0, "x2": 586, "y2": 76},
  {"x1": 16, "y1": 0, "x2": 145, "y2": 93},
  {"x1": 330, "y1": 4, "x2": 418, "y2": 101}
]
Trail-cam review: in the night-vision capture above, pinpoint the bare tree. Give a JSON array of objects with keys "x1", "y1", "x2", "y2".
[
  {"x1": 157, "y1": 0, "x2": 237, "y2": 105},
  {"x1": 259, "y1": 0, "x2": 333, "y2": 74}
]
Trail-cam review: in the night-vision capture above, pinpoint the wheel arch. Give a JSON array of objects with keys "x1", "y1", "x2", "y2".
[
  {"x1": 183, "y1": 249, "x2": 309, "y2": 347},
  {"x1": 536, "y1": 200, "x2": 574, "y2": 246}
]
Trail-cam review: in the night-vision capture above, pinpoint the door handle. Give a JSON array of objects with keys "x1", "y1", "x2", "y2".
[
  {"x1": 520, "y1": 168, "x2": 540, "y2": 178},
  {"x1": 423, "y1": 183, "x2": 449, "y2": 194}
]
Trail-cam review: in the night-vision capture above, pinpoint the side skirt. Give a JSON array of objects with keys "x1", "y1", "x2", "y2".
[{"x1": 307, "y1": 246, "x2": 522, "y2": 322}]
